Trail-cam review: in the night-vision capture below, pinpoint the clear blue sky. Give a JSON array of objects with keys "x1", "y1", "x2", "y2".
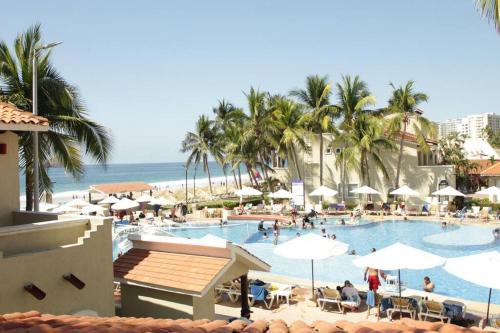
[{"x1": 2, "y1": 1, "x2": 499, "y2": 163}]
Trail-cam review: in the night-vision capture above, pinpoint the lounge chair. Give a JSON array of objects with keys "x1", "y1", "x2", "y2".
[
  {"x1": 468, "y1": 206, "x2": 480, "y2": 218},
  {"x1": 250, "y1": 283, "x2": 274, "y2": 309},
  {"x1": 407, "y1": 205, "x2": 419, "y2": 216},
  {"x1": 418, "y1": 300, "x2": 451, "y2": 323},
  {"x1": 316, "y1": 288, "x2": 343, "y2": 313},
  {"x1": 443, "y1": 299, "x2": 467, "y2": 321},
  {"x1": 421, "y1": 203, "x2": 430, "y2": 216},
  {"x1": 268, "y1": 283, "x2": 293, "y2": 306},
  {"x1": 216, "y1": 281, "x2": 244, "y2": 303},
  {"x1": 386, "y1": 297, "x2": 416, "y2": 320},
  {"x1": 326, "y1": 203, "x2": 338, "y2": 214},
  {"x1": 480, "y1": 207, "x2": 492, "y2": 221}
]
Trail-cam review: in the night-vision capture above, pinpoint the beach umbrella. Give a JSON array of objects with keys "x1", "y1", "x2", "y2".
[
  {"x1": 390, "y1": 185, "x2": 419, "y2": 197},
  {"x1": 111, "y1": 198, "x2": 139, "y2": 211},
  {"x1": 53, "y1": 204, "x2": 80, "y2": 213},
  {"x1": 269, "y1": 189, "x2": 293, "y2": 199},
  {"x1": 309, "y1": 185, "x2": 338, "y2": 197},
  {"x1": 98, "y1": 196, "x2": 120, "y2": 205},
  {"x1": 81, "y1": 204, "x2": 106, "y2": 215},
  {"x1": 431, "y1": 186, "x2": 464, "y2": 197},
  {"x1": 135, "y1": 194, "x2": 153, "y2": 203},
  {"x1": 235, "y1": 186, "x2": 263, "y2": 197},
  {"x1": 274, "y1": 233, "x2": 349, "y2": 295},
  {"x1": 351, "y1": 186, "x2": 381, "y2": 195},
  {"x1": 354, "y1": 243, "x2": 445, "y2": 318},
  {"x1": 475, "y1": 186, "x2": 500, "y2": 196},
  {"x1": 150, "y1": 196, "x2": 175, "y2": 206},
  {"x1": 443, "y1": 251, "x2": 500, "y2": 324},
  {"x1": 65, "y1": 198, "x2": 90, "y2": 208}
]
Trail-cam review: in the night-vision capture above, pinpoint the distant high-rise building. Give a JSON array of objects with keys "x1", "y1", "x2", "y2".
[{"x1": 439, "y1": 113, "x2": 500, "y2": 139}]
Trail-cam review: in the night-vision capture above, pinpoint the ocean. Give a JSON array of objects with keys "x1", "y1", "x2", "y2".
[{"x1": 19, "y1": 161, "x2": 227, "y2": 194}]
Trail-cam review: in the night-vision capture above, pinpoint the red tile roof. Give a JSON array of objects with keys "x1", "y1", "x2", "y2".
[
  {"x1": 480, "y1": 161, "x2": 500, "y2": 176},
  {"x1": 0, "y1": 102, "x2": 49, "y2": 126},
  {"x1": 114, "y1": 248, "x2": 231, "y2": 293},
  {"x1": 0, "y1": 311, "x2": 490, "y2": 333},
  {"x1": 394, "y1": 131, "x2": 438, "y2": 145},
  {"x1": 90, "y1": 182, "x2": 153, "y2": 194}
]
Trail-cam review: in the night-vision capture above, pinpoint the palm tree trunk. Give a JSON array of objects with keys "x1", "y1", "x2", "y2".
[
  {"x1": 205, "y1": 159, "x2": 213, "y2": 195},
  {"x1": 319, "y1": 133, "x2": 324, "y2": 185},
  {"x1": 341, "y1": 155, "x2": 346, "y2": 202},
  {"x1": 246, "y1": 163, "x2": 255, "y2": 186},
  {"x1": 232, "y1": 169, "x2": 238, "y2": 189},
  {"x1": 259, "y1": 151, "x2": 272, "y2": 190},
  {"x1": 237, "y1": 164, "x2": 242, "y2": 188},
  {"x1": 291, "y1": 147, "x2": 302, "y2": 180},
  {"x1": 395, "y1": 120, "x2": 407, "y2": 189},
  {"x1": 25, "y1": 169, "x2": 34, "y2": 211}
]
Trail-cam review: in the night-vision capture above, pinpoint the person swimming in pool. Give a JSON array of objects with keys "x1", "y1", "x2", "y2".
[
  {"x1": 493, "y1": 228, "x2": 499, "y2": 240},
  {"x1": 423, "y1": 276, "x2": 435, "y2": 292}
]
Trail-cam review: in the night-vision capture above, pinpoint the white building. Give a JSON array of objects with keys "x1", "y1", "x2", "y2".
[{"x1": 439, "y1": 113, "x2": 500, "y2": 139}]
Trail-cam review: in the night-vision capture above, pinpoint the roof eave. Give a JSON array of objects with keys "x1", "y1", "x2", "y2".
[{"x1": 0, "y1": 124, "x2": 49, "y2": 132}]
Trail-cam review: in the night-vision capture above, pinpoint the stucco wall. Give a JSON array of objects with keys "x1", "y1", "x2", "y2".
[
  {"x1": 12, "y1": 211, "x2": 61, "y2": 226},
  {"x1": 120, "y1": 284, "x2": 213, "y2": 319},
  {"x1": 275, "y1": 132, "x2": 455, "y2": 206},
  {"x1": 0, "y1": 132, "x2": 20, "y2": 227},
  {"x1": 0, "y1": 217, "x2": 114, "y2": 316}
]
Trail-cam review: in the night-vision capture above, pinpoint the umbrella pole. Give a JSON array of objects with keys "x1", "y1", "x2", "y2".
[
  {"x1": 398, "y1": 269, "x2": 402, "y2": 319},
  {"x1": 486, "y1": 288, "x2": 492, "y2": 325},
  {"x1": 311, "y1": 259, "x2": 315, "y2": 302}
]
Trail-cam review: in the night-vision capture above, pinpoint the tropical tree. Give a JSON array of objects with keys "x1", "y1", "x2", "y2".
[
  {"x1": 341, "y1": 113, "x2": 396, "y2": 188},
  {"x1": 0, "y1": 24, "x2": 111, "y2": 210},
  {"x1": 475, "y1": 0, "x2": 500, "y2": 33},
  {"x1": 290, "y1": 75, "x2": 336, "y2": 185},
  {"x1": 386, "y1": 80, "x2": 434, "y2": 189},
  {"x1": 242, "y1": 87, "x2": 277, "y2": 189},
  {"x1": 334, "y1": 130, "x2": 359, "y2": 201},
  {"x1": 181, "y1": 115, "x2": 219, "y2": 195},
  {"x1": 335, "y1": 75, "x2": 376, "y2": 128},
  {"x1": 271, "y1": 96, "x2": 309, "y2": 180}
]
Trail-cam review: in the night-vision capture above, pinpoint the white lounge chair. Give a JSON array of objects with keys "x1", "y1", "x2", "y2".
[
  {"x1": 418, "y1": 300, "x2": 451, "y2": 323},
  {"x1": 387, "y1": 297, "x2": 416, "y2": 320},
  {"x1": 317, "y1": 288, "x2": 343, "y2": 313}
]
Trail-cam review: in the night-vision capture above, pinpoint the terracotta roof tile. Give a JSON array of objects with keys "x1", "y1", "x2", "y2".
[
  {"x1": 0, "y1": 102, "x2": 49, "y2": 126},
  {"x1": 480, "y1": 161, "x2": 500, "y2": 176},
  {"x1": 90, "y1": 182, "x2": 153, "y2": 194},
  {"x1": 113, "y1": 248, "x2": 231, "y2": 293},
  {"x1": 0, "y1": 312, "x2": 495, "y2": 333}
]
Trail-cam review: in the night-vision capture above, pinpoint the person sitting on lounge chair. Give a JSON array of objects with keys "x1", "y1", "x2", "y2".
[{"x1": 341, "y1": 280, "x2": 361, "y2": 312}]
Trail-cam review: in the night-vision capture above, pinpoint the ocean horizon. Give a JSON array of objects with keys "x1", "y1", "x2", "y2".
[{"x1": 19, "y1": 161, "x2": 227, "y2": 194}]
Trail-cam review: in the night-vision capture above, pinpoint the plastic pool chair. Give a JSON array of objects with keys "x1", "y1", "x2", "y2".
[
  {"x1": 387, "y1": 297, "x2": 416, "y2": 320},
  {"x1": 419, "y1": 300, "x2": 451, "y2": 323},
  {"x1": 316, "y1": 288, "x2": 343, "y2": 313}
]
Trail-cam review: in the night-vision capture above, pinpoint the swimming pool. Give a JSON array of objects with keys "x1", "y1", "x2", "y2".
[{"x1": 113, "y1": 218, "x2": 500, "y2": 304}]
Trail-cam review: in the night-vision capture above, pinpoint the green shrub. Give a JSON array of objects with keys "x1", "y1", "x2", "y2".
[{"x1": 222, "y1": 201, "x2": 239, "y2": 209}]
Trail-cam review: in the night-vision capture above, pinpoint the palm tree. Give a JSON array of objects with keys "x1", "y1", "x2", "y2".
[
  {"x1": 475, "y1": 0, "x2": 500, "y2": 33},
  {"x1": 335, "y1": 75, "x2": 376, "y2": 128},
  {"x1": 386, "y1": 80, "x2": 434, "y2": 189},
  {"x1": 213, "y1": 99, "x2": 246, "y2": 131},
  {"x1": 271, "y1": 96, "x2": 309, "y2": 180},
  {"x1": 334, "y1": 130, "x2": 359, "y2": 201},
  {"x1": 290, "y1": 75, "x2": 336, "y2": 185},
  {"x1": 0, "y1": 25, "x2": 111, "y2": 210},
  {"x1": 181, "y1": 115, "x2": 218, "y2": 195},
  {"x1": 341, "y1": 113, "x2": 396, "y2": 188},
  {"x1": 243, "y1": 87, "x2": 277, "y2": 189}
]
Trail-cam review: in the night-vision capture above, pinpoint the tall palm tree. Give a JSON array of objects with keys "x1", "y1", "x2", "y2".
[
  {"x1": 475, "y1": 0, "x2": 500, "y2": 33},
  {"x1": 342, "y1": 113, "x2": 396, "y2": 188},
  {"x1": 335, "y1": 75, "x2": 376, "y2": 128},
  {"x1": 386, "y1": 80, "x2": 434, "y2": 189},
  {"x1": 0, "y1": 25, "x2": 111, "y2": 210},
  {"x1": 212, "y1": 99, "x2": 246, "y2": 131},
  {"x1": 290, "y1": 75, "x2": 336, "y2": 185},
  {"x1": 243, "y1": 87, "x2": 277, "y2": 189},
  {"x1": 181, "y1": 115, "x2": 219, "y2": 195},
  {"x1": 271, "y1": 96, "x2": 309, "y2": 180}
]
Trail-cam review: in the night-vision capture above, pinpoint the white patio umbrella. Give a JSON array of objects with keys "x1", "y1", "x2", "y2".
[
  {"x1": 354, "y1": 242, "x2": 445, "y2": 318},
  {"x1": 431, "y1": 186, "x2": 464, "y2": 197},
  {"x1": 309, "y1": 185, "x2": 338, "y2": 197},
  {"x1": 111, "y1": 198, "x2": 139, "y2": 211},
  {"x1": 269, "y1": 189, "x2": 293, "y2": 199},
  {"x1": 81, "y1": 204, "x2": 106, "y2": 215},
  {"x1": 150, "y1": 196, "x2": 175, "y2": 206},
  {"x1": 390, "y1": 185, "x2": 419, "y2": 197},
  {"x1": 475, "y1": 186, "x2": 500, "y2": 196},
  {"x1": 351, "y1": 186, "x2": 381, "y2": 208},
  {"x1": 53, "y1": 204, "x2": 80, "y2": 213},
  {"x1": 135, "y1": 194, "x2": 153, "y2": 203},
  {"x1": 443, "y1": 251, "x2": 500, "y2": 323},
  {"x1": 98, "y1": 196, "x2": 120, "y2": 205},
  {"x1": 65, "y1": 198, "x2": 90, "y2": 208},
  {"x1": 235, "y1": 186, "x2": 263, "y2": 197},
  {"x1": 274, "y1": 233, "x2": 349, "y2": 295}
]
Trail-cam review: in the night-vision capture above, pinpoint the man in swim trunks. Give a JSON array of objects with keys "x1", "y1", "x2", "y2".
[{"x1": 363, "y1": 248, "x2": 386, "y2": 291}]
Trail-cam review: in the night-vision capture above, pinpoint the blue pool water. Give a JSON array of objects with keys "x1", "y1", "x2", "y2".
[{"x1": 114, "y1": 219, "x2": 500, "y2": 305}]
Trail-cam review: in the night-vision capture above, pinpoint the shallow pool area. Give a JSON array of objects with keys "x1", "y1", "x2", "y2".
[{"x1": 113, "y1": 218, "x2": 500, "y2": 305}]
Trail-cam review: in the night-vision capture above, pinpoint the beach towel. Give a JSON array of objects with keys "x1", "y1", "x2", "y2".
[
  {"x1": 250, "y1": 284, "x2": 268, "y2": 301},
  {"x1": 367, "y1": 290, "x2": 376, "y2": 307}
]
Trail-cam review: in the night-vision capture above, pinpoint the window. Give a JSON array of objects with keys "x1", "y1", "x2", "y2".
[
  {"x1": 335, "y1": 148, "x2": 343, "y2": 154},
  {"x1": 325, "y1": 146, "x2": 333, "y2": 155}
]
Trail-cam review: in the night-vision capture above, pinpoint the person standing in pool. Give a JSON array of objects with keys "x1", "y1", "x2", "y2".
[{"x1": 272, "y1": 220, "x2": 280, "y2": 245}]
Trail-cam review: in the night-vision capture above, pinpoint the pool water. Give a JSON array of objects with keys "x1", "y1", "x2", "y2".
[{"x1": 113, "y1": 219, "x2": 500, "y2": 304}]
